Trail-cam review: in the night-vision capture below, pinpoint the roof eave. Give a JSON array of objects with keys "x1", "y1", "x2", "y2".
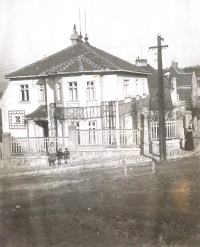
[
  {"x1": 5, "y1": 69, "x2": 150, "y2": 79},
  {"x1": 5, "y1": 74, "x2": 47, "y2": 79}
]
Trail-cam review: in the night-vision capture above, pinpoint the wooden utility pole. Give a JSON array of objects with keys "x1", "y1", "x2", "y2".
[{"x1": 149, "y1": 34, "x2": 168, "y2": 160}]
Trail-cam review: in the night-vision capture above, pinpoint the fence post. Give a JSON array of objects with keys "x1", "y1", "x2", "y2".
[
  {"x1": 2, "y1": 133, "x2": 11, "y2": 158},
  {"x1": 68, "y1": 125, "x2": 77, "y2": 148},
  {"x1": 141, "y1": 113, "x2": 150, "y2": 154}
]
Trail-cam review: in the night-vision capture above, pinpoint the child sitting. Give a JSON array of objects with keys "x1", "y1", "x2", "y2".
[{"x1": 64, "y1": 148, "x2": 70, "y2": 164}]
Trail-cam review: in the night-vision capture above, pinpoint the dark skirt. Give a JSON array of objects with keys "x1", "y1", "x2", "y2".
[
  {"x1": 185, "y1": 133, "x2": 194, "y2": 151},
  {"x1": 49, "y1": 153, "x2": 56, "y2": 161}
]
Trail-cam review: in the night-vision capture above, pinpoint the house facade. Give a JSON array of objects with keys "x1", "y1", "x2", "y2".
[
  {"x1": 1, "y1": 26, "x2": 150, "y2": 152},
  {"x1": 135, "y1": 58, "x2": 181, "y2": 154},
  {"x1": 165, "y1": 61, "x2": 200, "y2": 134}
]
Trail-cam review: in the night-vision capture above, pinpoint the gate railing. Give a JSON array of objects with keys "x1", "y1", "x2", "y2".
[
  {"x1": 76, "y1": 129, "x2": 139, "y2": 148},
  {"x1": 11, "y1": 137, "x2": 69, "y2": 154},
  {"x1": 150, "y1": 121, "x2": 177, "y2": 140}
]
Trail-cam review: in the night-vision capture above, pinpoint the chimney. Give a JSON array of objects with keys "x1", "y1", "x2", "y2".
[
  {"x1": 135, "y1": 56, "x2": 147, "y2": 67},
  {"x1": 171, "y1": 60, "x2": 178, "y2": 68},
  {"x1": 70, "y1": 24, "x2": 80, "y2": 45}
]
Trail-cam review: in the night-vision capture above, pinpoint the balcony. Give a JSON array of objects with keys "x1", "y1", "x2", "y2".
[{"x1": 54, "y1": 106, "x2": 102, "y2": 120}]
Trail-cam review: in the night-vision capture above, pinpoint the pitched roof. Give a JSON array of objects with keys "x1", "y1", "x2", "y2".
[
  {"x1": 25, "y1": 105, "x2": 47, "y2": 120},
  {"x1": 137, "y1": 64, "x2": 173, "y2": 110},
  {"x1": 5, "y1": 42, "x2": 149, "y2": 79},
  {"x1": 166, "y1": 67, "x2": 192, "y2": 86}
]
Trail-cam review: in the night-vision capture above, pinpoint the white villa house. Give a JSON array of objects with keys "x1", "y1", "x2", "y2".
[{"x1": 1, "y1": 25, "x2": 153, "y2": 156}]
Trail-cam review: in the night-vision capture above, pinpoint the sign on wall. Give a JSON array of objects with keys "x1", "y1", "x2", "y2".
[{"x1": 8, "y1": 110, "x2": 26, "y2": 129}]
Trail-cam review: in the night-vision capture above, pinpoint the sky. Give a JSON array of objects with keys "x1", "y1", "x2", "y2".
[{"x1": 0, "y1": 0, "x2": 200, "y2": 91}]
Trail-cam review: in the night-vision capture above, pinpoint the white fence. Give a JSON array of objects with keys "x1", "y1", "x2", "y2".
[
  {"x1": 150, "y1": 121, "x2": 177, "y2": 140},
  {"x1": 11, "y1": 137, "x2": 69, "y2": 154},
  {"x1": 76, "y1": 129, "x2": 139, "y2": 148},
  {"x1": 11, "y1": 129, "x2": 139, "y2": 154}
]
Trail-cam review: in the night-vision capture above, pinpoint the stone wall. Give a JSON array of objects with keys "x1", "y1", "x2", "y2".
[
  {"x1": 150, "y1": 139, "x2": 180, "y2": 156},
  {"x1": 69, "y1": 148, "x2": 140, "y2": 161},
  {"x1": 1, "y1": 148, "x2": 141, "y2": 168}
]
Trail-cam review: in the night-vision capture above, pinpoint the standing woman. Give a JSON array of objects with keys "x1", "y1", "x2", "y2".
[
  {"x1": 48, "y1": 142, "x2": 57, "y2": 166},
  {"x1": 185, "y1": 126, "x2": 194, "y2": 151}
]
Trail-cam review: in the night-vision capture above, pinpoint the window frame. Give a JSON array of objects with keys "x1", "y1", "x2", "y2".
[
  {"x1": 68, "y1": 82, "x2": 78, "y2": 101},
  {"x1": 38, "y1": 85, "x2": 46, "y2": 101},
  {"x1": 86, "y1": 81, "x2": 95, "y2": 100},
  {"x1": 20, "y1": 84, "x2": 29, "y2": 102},
  {"x1": 124, "y1": 80, "x2": 130, "y2": 97}
]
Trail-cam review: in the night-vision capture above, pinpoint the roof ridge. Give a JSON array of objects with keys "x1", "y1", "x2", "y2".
[
  {"x1": 82, "y1": 43, "x2": 121, "y2": 70},
  {"x1": 6, "y1": 43, "x2": 79, "y2": 77}
]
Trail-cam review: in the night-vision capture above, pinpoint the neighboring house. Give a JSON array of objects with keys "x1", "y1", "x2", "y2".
[
  {"x1": 135, "y1": 58, "x2": 180, "y2": 154},
  {"x1": 165, "y1": 61, "x2": 200, "y2": 133},
  {"x1": 135, "y1": 57, "x2": 173, "y2": 115},
  {"x1": 1, "y1": 25, "x2": 150, "y2": 151}
]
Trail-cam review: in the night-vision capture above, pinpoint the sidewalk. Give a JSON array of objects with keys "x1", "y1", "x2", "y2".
[{"x1": 0, "y1": 154, "x2": 152, "y2": 177}]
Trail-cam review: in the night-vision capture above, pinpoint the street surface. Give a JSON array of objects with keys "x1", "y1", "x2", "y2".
[{"x1": 0, "y1": 156, "x2": 200, "y2": 246}]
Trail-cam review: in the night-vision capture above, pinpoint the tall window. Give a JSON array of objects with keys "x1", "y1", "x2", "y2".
[
  {"x1": 87, "y1": 81, "x2": 95, "y2": 100},
  {"x1": 38, "y1": 85, "x2": 46, "y2": 101},
  {"x1": 68, "y1": 82, "x2": 77, "y2": 100},
  {"x1": 124, "y1": 80, "x2": 129, "y2": 97},
  {"x1": 20, "y1": 85, "x2": 29, "y2": 101}
]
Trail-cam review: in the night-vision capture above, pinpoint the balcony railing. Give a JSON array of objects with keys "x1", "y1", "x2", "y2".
[
  {"x1": 11, "y1": 137, "x2": 69, "y2": 154},
  {"x1": 76, "y1": 129, "x2": 139, "y2": 148},
  {"x1": 150, "y1": 121, "x2": 177, "y2": 140}
]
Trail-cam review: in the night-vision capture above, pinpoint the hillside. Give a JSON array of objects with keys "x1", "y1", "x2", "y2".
[{"x1": 183, "y1": 65, "x2": 200, "y2": 75}]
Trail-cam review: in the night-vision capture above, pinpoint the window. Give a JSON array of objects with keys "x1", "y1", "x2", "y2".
[
  {"x1": 124, "y1": 80, "x2": 129, "y2": 97},
  {"x1": 20, "y1": 85, "x2": 29, "y2": 101},
  {"x1": 87, "y1": 81, "x2": 95, "y2": 100},
  {"x1": 57, "y1": 83, "x2": 61, "y2": 101},
  {"x1": 38, "y1": 85, "x2": 46, "y2": 101},
  {"x1": 68, "y1": 82, "x2": 77, "y2": 100},
  {"x1": 88, "y1": 120, "x2": 96, "y2": 144},
  {"x1": 8, "y1": 110, "x2": 26, "y2": 129}
]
